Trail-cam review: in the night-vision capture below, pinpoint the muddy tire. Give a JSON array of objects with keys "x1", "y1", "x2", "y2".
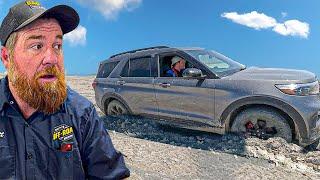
[
  {"x1": 231, "y1": 107, "x2": 292, "y2": 142},
  {"x1": 107, "y1": 100, "x2": 128, "y2": 116}
]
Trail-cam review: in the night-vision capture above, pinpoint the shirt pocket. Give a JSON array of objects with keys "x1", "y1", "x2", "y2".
[
  {"x1": 48, "y1": 147, "x2": 85, "y2": 180},
  {"x1": 0, "y1": 146, "x2": 15, "y2": 179}
]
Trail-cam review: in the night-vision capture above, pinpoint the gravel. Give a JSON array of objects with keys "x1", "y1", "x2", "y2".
[
  {"x1": 103, "y1": 115, "x2": 320, "y2": 174},
  {"x1": 109, "y1": 130, "x2": 320, "y2": 179}
]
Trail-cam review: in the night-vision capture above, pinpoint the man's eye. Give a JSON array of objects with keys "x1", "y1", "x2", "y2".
[
  {"x1": 31, "y1": 44, "x2": 43, "y2": 50},
  {"x1": 53, "y1": 44, "x2": 62, "y2": 50}
]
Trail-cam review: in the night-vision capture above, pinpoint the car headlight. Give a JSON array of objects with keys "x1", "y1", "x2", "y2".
[{"x1": 275, "y1": 81, "x2": 319, "y2": 96}]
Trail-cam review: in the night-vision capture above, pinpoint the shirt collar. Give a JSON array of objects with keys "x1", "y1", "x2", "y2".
[{"x1": 0, "y1": 76, "x2": 10, "y2": 112}]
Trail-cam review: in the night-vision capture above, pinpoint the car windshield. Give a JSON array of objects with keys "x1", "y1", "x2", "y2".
[{"x1": 184, "y1": 49, "x2": 246, "y2": 77}]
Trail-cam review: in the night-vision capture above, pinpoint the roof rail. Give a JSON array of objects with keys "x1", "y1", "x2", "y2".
[{"x1": 110, "y1": 46, "x2": 169, "y2": 58}]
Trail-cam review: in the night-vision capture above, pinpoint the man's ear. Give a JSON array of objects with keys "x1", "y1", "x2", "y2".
[{"x1": 1, "y1": 47, "x2": 10, "y2": 69}]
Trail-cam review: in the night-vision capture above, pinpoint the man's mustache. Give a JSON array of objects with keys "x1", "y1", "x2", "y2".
[{"x1": 34, "y1": 66, "x2": 61, "y2": 80}]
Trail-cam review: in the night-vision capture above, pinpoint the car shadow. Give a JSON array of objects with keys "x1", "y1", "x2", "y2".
[{"x1": 101, "y1": 115, "x2": 248, "y2": 156}]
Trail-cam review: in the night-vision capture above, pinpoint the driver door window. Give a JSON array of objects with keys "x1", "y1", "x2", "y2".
[{"x1": 159, "y1": 54, "x2": 197, "y2": 77}]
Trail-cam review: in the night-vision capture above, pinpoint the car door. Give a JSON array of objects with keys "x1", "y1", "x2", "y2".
[
  {"x1": 154, "y1": 52, "x2": 218, "y2": 127},
  {"x1": 171, "y1": 77, "x2": 217, "y2": 127},
  {"x1": 115, "y1": 56, "x2": 158, "y2": 116}
]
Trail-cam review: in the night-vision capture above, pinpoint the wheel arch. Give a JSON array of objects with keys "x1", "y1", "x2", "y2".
[
  {"x1": 221, "y1": 96, "x2": 307, "y2": 142},
  {"x1": 101, "y1": 93, "x2": 133, "y2": 115}
]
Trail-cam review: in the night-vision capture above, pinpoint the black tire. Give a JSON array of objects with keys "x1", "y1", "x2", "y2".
[
  {"x1": 304, "y1": 139, "x2": 320, "y2": 151},
  {"x1": 231, "y1": 107, "x2": 292, "y2": 142},
  {"x1": 106, "y1": 100, "x2": 129, "y2": 116}
]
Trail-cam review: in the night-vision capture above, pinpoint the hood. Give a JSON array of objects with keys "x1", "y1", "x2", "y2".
[{"x1": 226, "y1": 67, "x2": 317, "y2": 83}]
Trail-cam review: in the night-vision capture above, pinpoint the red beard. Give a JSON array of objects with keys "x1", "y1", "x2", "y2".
[{"x1": 8, "y1": 61, "x2": 67, "y2": 114}]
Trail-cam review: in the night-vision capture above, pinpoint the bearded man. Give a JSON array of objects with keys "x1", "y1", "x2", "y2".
[{"x1": 0, "y1": 1, "x2": 130, "y2": 179}]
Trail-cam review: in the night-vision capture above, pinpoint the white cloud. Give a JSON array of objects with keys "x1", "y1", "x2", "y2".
[
  {"x1": 273, "y1": 20, "x2": 309, "y2": 38},
  {"x1": 64, "y1": 25, "x2": 87, "y2": 46},
  {"x1": 222, "y1": 11, "x2": 310, "y2": 38},
  {"x1": 77, "y1": 0, "x2": 142, "y2": 20},
  {"x1": 221, "y1": 11, "x2": 277, "y2": 30}
]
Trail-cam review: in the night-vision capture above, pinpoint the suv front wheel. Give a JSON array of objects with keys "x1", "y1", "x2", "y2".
[
  {"x1": 106, "y1": 100, "x2": 129, "y2": 115},
  {"x1": 231, "y1": 107, "x2": 292, "y2": 142}
]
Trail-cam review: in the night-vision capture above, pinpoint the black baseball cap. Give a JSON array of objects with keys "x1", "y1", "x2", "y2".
[{"x1": 0, "y1": 1, "x2": 79, "y2": 46}]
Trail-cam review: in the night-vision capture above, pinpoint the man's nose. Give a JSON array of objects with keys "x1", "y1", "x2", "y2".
[{"x1": 42, "y1": 47, "x2": 58, "y2": 65}]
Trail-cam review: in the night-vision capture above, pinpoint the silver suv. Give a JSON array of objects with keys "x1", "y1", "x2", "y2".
[{"x1": 93, "y1": 46, "x2": 320, "y2": 146}]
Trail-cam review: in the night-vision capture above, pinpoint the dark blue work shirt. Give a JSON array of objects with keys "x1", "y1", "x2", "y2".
[{"x1": 0, "y1": 77, "x2": 130, "y2": 180}]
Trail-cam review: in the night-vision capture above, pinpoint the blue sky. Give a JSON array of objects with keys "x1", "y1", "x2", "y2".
[{"x1": 0, "y1": 0, "x2": 319, "y2": 76}]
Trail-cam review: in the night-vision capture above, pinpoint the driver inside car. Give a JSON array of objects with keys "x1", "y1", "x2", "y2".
[{"x1": 164, "y1": 56, "x2": 186, "y2": 77}]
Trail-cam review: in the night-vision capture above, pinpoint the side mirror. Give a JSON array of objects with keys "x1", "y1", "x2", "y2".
[{"x1": 182, "y1": 68, "x2": 205, "y2": 78}]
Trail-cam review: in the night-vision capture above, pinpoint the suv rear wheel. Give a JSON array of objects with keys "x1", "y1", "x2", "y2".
[
  {"x1": 231, "y1": 107, "x2": 292, "y2": 142},
  {"x1": 106, "y1": 100, "x2": 128, "y2": 115}
]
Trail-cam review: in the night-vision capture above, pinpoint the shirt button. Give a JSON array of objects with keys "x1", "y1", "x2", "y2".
[
  {"x1": 27, "y1": 153, "x2": 33, "y2": 159},
  {"x1": 24, "y1": 123, "x2": 30, "y2": 127},
  {"x1": 9, "y1": 101, "x2": 14, "y2": 104}
]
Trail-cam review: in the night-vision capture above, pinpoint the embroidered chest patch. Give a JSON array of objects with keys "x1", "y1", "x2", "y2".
[
  {"x1": 53, "y1": 124, "x2": 74, "y2": 141},
  {"x1": 52, "y1": 124, "x2": 74, "y2": 151}
]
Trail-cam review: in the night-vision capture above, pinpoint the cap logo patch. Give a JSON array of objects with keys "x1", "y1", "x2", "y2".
[{"x1": 25, "y1": 1, "x2": 43, "y2": 9}]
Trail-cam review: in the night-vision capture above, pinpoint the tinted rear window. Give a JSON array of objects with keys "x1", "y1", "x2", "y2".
[
  {"x1": 97, "y1": 61, "x2": 119, "y2": 78},
  {"x1": 121, "y1": 57, "x2": 152, "y2": 77},
  {"x1": 130, "y1": 57, "x2": 151, "y2": 77}
]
